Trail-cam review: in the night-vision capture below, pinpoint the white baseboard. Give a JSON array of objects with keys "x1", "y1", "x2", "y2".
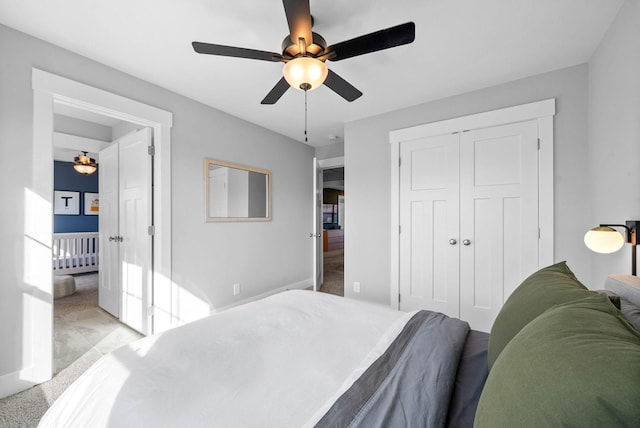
[
  {"x1": 0, "y1": 367, "x2": 39, "y2": 399},
  {"x1": 212, "y1": 278, "x2": 313, "y2": 314}
]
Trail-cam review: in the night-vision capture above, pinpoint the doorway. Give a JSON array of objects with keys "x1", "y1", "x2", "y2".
[
  {"x1": 315, "y1": 158, "x2": 344, "y2": 297},
  {"x1": 51, "y1": 105, "x2": 152, "y2": 372},
  {"x1": 28, "y1": 68, "x2": 173, "y2": 390}
]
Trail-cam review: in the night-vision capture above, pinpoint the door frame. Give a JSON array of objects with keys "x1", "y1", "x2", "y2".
[
  {"x1": 314, "y1": 156, "x2": 344, "y2": 291},
  {"x1": 31, "y1": 68, "x2": 172, "y2": 385},
  {"x1": 389, "y1": 99, "x2": 555, "y2": 310}
]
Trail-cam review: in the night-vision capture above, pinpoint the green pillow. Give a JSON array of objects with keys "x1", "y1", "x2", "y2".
[
  {"x1": 475, "y1": 294, "x2": 640, "y2": 427},
  {"x1": 487, "y1": 261, "x2": 592, "y2": 369}
]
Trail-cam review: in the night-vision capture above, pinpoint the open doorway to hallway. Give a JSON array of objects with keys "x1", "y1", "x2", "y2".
[{"x1": 319, "y1": 167, "x2": 344, "y2": 297}]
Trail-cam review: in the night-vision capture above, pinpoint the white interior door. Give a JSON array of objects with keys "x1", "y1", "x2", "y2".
[
  {"x1": 99, "y1": 143, "x2": 120, "y2": 317},
  {"x1": 119, "y1": 128, "x2": 153, "y2": 334},
  {"x1": 399, "y1": 134, "x2": 460, "y2": 315},
  {"x1": 459, "y1": 120, "x2": 539, "y2": 332},
  {"x1": 312, "y1": 158, "x2": 323, "y2": 291}
]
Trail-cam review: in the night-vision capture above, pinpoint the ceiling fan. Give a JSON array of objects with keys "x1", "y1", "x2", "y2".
[{"x1": 192, "y1": 0, "x2": 415, "y2": 105}]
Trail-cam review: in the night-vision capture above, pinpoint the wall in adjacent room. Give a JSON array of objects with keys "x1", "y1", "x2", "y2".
[{"x1": 53, "y1": 160, "x2": 99, "y2": 233}]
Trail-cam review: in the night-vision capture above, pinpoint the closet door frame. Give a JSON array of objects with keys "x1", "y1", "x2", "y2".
[{"x1": 389, "y1": 99, "x2": 555, "y2": 310}]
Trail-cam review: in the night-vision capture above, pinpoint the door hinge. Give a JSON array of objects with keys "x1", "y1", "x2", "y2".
[
  {"x1": 399, "y1": 157, "x2": 401, "y2": 167},
  {"x1": 538, "y1": 227, "x2": 541, "y2": 239},
  {"x1": 148, "y1": 225, "x2": 155, "y2": 236},
  {"x1": 148, "y1": 145, "x2": 155, "y2": 156},
  {"x1": 147, "y1": 306, "x2": 156, "y2": 317},
  {"x1": 398, "y1": 293, "x2": 401, "y2": 305},
  {"x1": 399, "y1": 225, "x2": 402, "y2": 234},
  {"x1": 537, "y1": 138, "x2": 540, "y2": 150}
]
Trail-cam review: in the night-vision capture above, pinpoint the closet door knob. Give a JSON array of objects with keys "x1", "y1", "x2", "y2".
[
  {"x1": 449, "y1": 239, "x2": 457, "y2": 245},
  {"x1": 108, "y1": 236, "x2": 116, "y2": 242},
  {"x1": 463, "y1": 239, "x2": 471, "y2": 246}
]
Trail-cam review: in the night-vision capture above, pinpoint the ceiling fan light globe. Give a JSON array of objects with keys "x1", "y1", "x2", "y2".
[
  {"x1": 283, "y1": 57, "x2": 328, "y2": 91},
  {"x1": 584, "y1": 226, "x2": 625, "y2": 254}
]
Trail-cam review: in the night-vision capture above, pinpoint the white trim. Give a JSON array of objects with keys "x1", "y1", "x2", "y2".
[
  {"x1": 25, "y1": 68, "x2": 173, "y2": 392},
  {"x1": 0, "y1": 370, "x2": 41, "y2": 399},
  {"x1": 390, "y1": 99, "x2": 555, "y2": 144},
  {"x1": 212, "y1": 278, "x2": 313, "y2": 313},
  {"x1": 313, "y1": 158, "x2": 319, "y2": 292},
  {"x1": 389, "y1": 99, "x2": 555, "y2": 310},
  {"x1": 538, "y1": 115, "x2": 554, "y2": 267},
  {"x1": 317, "y1": 156, "x2": 344, "y2": 169},
  {"x1": 389, "y1": 141, "x2": 400, "y2": 309},
  {"x1": 32, "y1": 69, "x2": 172, "y2": 127}
]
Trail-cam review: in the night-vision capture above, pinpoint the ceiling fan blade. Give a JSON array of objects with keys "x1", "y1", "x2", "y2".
[
  {"x1": 323, "y1": 69, "x2": 362, "y2": 102},
  {"x1": 261, "y1": 77, "x2": 290, "y2": 104},
  {"x1": 282, "y1": 0, "x2": 313, "y2": 46},
  {"x1": 192, "y1": 42, "x2": 285, "y2": 62},
  {"x1": 325, "y1": 22, "x2": 415, "y2": 62}
]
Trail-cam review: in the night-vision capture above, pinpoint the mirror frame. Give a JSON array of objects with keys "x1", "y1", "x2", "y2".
[{"x1": 204, "y1": 159, "x2": 272, "y2": 222}]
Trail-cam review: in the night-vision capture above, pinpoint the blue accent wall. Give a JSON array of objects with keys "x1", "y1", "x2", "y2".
[{"x1": 54, "y1": 160, "x2": 99, "y2": 233}]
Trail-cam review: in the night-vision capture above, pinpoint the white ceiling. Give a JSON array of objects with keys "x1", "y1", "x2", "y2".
[{"x1": 0, "y1": 0, "x2": 624, "y2": 147}]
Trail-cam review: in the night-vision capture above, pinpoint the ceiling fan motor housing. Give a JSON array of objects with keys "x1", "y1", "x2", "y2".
[{"x1": 282, "y1": 32, "x2": 327, "y2": 58}]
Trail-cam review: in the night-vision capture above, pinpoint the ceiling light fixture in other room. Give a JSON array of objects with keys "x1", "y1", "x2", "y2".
[{"x1": 73, "y1": 151, "x2": 97, "y2": 175}]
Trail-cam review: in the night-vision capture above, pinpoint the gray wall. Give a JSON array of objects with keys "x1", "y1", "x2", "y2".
[
  {"x1": 54, "y1": 115, "x2": 112, "y2": 141},
  {"x1": 587, "y1": 0, "x2": 640, "y2": 285},
  {"x1": 344, "y1": 64, "x2": 590, "y2": 304},
  {"x1": 315, "y1": 141, "x2": 344, "y2": 160},
  {"x1": 0, "y1": 23, "x2": 313, "y2": 379}
]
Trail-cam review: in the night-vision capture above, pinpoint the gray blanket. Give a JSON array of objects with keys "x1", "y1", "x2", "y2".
[{"x1": 315, "y1": 310, "x2": 470, "y2": 428}]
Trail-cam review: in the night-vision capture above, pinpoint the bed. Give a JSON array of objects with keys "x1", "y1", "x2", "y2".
[{"x1": 39, "y1": 263, "x2": 640, "y2": 427}]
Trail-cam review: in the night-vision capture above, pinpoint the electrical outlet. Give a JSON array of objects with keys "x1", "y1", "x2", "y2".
[
  {"x1": 353, "y1": 282, "x2": 361, "y2": 293},
  {"x1": 233, "y1": 283, "x2": 241, "y2": 296}
]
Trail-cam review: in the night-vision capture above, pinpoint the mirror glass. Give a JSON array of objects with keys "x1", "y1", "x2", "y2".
[{"x1": 205, "y1": 159, "x2": 271, "y2": 222}]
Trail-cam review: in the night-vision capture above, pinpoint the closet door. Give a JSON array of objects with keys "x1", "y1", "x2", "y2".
[
  {"x1": 458, "y1": 120, "x2": 540, "y2": 332},
  {"x1": 399, "y1": 133, "x2": 460, "y2": 315}
]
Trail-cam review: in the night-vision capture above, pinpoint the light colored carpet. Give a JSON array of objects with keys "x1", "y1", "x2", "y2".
[
  {"x1": 320, "y1": 249, "x2": 344, "y2": 297},
  {"x1": 0, "y1": 273, "x2": 142, "y2": 427}
]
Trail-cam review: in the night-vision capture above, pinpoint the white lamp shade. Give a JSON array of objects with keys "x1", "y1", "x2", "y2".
[
  {"x1": 584, "y1": 226, "x2": 625, "y2": 254},
  {"x1": 282, "y1": 57, "x2": 328, "y2": 91}
]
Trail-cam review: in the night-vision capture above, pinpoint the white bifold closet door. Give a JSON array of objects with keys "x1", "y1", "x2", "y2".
[
  {"x1": 99, "y1": 128, "x2": 153, "y2": 334},
  {"x1": 399, "y1": 120, "x2": 539, "y2": 332}
]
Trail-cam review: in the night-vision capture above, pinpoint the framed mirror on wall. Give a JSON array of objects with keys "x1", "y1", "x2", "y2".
[{"x1": 204, "y1": 159, "x2": 272, "y2": 222}]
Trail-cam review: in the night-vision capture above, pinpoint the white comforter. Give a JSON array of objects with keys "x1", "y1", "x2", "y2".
[{"x1": 39, "y1": 290, "x2": 413, "y2": 428}]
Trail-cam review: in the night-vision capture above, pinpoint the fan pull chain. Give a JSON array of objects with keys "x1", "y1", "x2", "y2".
[{"x1": 304, "y1": 88, "x2": 308, "y2": 143}]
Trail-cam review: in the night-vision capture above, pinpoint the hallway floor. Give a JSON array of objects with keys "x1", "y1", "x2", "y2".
[
  {"x1": 319, "y1": 249, "x2": 344, "y2": 297},
  {"x1": 53, "y1": 272, "x2": 142, "y2": 374}
]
